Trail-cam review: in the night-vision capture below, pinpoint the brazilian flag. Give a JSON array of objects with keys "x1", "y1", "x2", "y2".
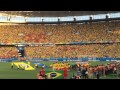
[{"x1": 46, "y1": 71, "x2": 62, "y2": 79}]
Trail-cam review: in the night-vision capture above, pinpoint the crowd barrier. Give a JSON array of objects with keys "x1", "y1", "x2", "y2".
[
  {"x1": 0, "y1": 58, "x2": 18, "y2": 62},
  {"x1": 0, "y1": 57, "x2": 120, "y2": 62},
  {"x1": 30, "y1": 57, "x2": 120, "y2": 61}
]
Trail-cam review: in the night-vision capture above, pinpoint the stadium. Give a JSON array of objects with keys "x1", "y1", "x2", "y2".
[{"x1": 0, "y1": 11, "x2": 120, "y2": 79}]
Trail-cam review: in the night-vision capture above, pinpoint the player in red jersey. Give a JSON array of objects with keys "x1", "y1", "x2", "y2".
[
  {"x1": 40, "y1": 67, "x2": 45, "y2": 77},
  {"x1": 63, "y1": 67, "x2": 68, "y2": 79}
]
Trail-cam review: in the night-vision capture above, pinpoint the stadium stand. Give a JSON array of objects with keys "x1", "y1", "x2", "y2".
[{"x1": 0, "y1": 20, "x2": 120, "y2": 60}]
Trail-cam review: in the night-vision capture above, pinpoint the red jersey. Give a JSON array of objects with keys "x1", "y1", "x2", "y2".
[
  {"x1": 41, "y1": 69, "x2": 45, "y2": 76},
  {"x1": 63, "y1": 68, "x2": 68, "y2": 77}
]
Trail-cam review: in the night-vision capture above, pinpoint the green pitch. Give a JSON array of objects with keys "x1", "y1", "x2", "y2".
[{"x1": 0, "y1": 61, "x2": 117, "y2": 79}]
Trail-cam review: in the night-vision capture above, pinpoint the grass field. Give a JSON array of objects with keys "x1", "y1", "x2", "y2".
[{"x1": 0, "y1": 61, "x2": 117, "y2": 79}]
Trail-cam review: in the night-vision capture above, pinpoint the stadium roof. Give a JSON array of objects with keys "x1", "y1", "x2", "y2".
[{"x1": 0, "y1": 11, "x2": 119, "y2": 17}]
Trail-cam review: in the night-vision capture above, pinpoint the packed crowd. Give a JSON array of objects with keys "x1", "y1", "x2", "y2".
[
  {"x1": 0, "y1": 21, "x2": 120, "y2": 59},
  {"x1": 0, "y1": 21, "x2": 120, "y2": 44},
  {"x1": 0, "y1": 47, "x2": 18, "y2": 59},
  {"x1": 25, "y1": 43, "x2": 120, "y2": 58},
  {"x1": 0, "y1": 43, "x2": 119, "y2": 59}
]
